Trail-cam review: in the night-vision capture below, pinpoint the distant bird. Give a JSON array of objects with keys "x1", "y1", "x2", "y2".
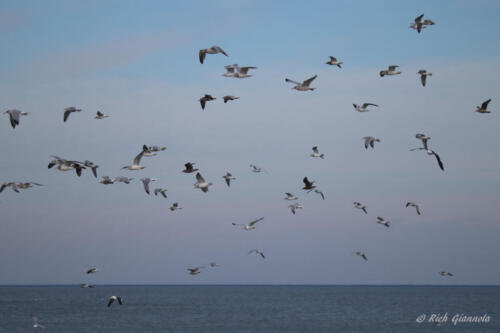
[
  {"x1": 410, "y1": 148, "x2": 444, "y2": 171},
  {"x1": 14, "y1": 182, "x2": 43, "y2": 191},
  {"x1": 288, "y1": 203, "x2": 303, "y2": 215},
  {"x1": 107, "y1": 296, "x2": 123, "y2": 307},
  {"x1": 222, "y1": 172, "x2": 236, "y2": 187},
  {"x1": 313, "y1": 189, "x2": 325, "y2": 200},
  {"x1": 285, "y1": 75, "x2": 317, "y2": 91},
  {"x1": 417, "y1": 70, "x2": 432, "y2": 87},
  {"x1": 363, "y1": 136, "x2": 380, "y2": 149},
  {"x1": 140, "y1": 178, "x2": 156, "y2": 195},
  {"x1": 87, "y1": 268, "x2": 99, "y2": 274},
  {"x1": 475, "y1": 99, "x2": 492, "y2": 114},
  {"x1": 250, "y1": 164, "x2": 262, "y2": 173},
  {"x1": 0, "y1": 182, "x2": 19, "y2": 193},
  {"x1": 326, "y1": 56, "x2": 342, "y2": 68},
  {"x1": 223, "y1": 95, "x2": 239, "y2": 103},
  {"x1": 94, "y1": 111, "x2": 109, "y2": 119},
  {"x1": 187, "y1": 267, "x2": 202, "y2": 275},
  {"x1": 194, "y1": 173, "x2": 212, "y2": 192},
  {"x1": 440, "y1": 271, "x2": 454, "y2": 277},
  {"x1": 248, "y1": 249, "x2": 265, "y2": 259},
  {"x1": 355, "y1": 251, "x2": 368, "y2": 261},
  {"x1": 354, "y1": 202, "x2": 368, "y2": 214},
  {"x1": 121, "y1": 148, "x2": 146, "y2": 170},
  {"x1": 32, "y1": 316, "x2": 45, "y2": 329},
  {"x1": 80, "y1": 283, "x2": 94, "y2": 288},
  {"x1": 182, "y1": 162, "x2": 198, "y2": 173},
  {"x1": 353, "y1": 103, "x2": 378, "y2": 112},
  {"x1": 48, "y1": 156, "x2": 86, "y2": 176},
  {"x1": 311, "y1": 146, "x2": 324, "y2": 159},
  {"x1": 114, "y1": 176, "x2": 133, "y2": 184},
  {"x1": 99, "y1": 176, "x2": 115, "y2": 185},
  {"x1": 84, "y1": 160, "x2": 99, "y2": 178},
  {"x1": 3, "y1": 109, "x2": 28, "y2": 128},
  {"x1": 199, "y1": 94, "x2": 216, "y2": 110},
  {"x1": 63, "y1": 106, "x2": 81, "y2": 122},
  {"x1": 232, "y1": 217, "x2": 264, "y2": 231},
  {"x1": 284, "y1": 192, "x2": 298, "y2": 201},
  {"x1": 406, "y1": 202, "x2": 422, "y2": 215},
  {"x1": 209, "y1": 262, "x2": 219, "y2": 268},
  {"x1": 302, "y1": 177, "x2": 316, "y2": 191},
  {"x1": 379, "y1": 65, "x2": 401, "y2": 77},
  {"x1": 154, "y1": 188, "x2": 167, "y2": 198},
  {"x1": 199, "y1": 46, "x2": 228, "y2": 64},
  {"x1": 170, "y1": 202, "x2": 182, "y2": 211},
  {"x1": 410, "y1": 14, "x2": 435, "y2": 33},
  {"x1": 377, "y1": 217, "x2": 390, "y2": 228}
]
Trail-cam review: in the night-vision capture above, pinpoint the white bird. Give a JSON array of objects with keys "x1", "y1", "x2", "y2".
[
  {"x1": 353, "y1": 202, "x2": 367, "y2": 214},
  {"x1": 223, "y1": 95, "x2": 239, "y2": 103},
  {"x1": 379, "y1": 65, "x2": 401, "y2": 77},
  {"x1": 199, "y1": 46, "x2": 228, "y2": 64},
  {"x1": 107, "y1": 296, "x2": 123, "y2": 307},
  {"x1": 311, "y1": 146, "x2": 324, "y2": 159},
  {"x1": 410, "y1": 14, "x2": 435, "y2": 33},
  {"x1": 114, "y1": 176, "x2": 133, "y2": 184},
  {"x1": 475, "y1": 99, "x2": 492, "y2": 114},
  {"x1": 284, "y1": 192, "x2": 298, "y2": 201},
  {"x1": 222, "y1": 172, "x2": 236, "y2": 187},
  {"x1": 406, "y1": 202, "x2": 422, "y2": 215},
  {"x1": 84, "y1": 160, "x2": 99, "y2": 178},
  {"x1": 285, "y1": 75, "x2": 317, "y2": 91},
  {"x1": 232, "y1": 217, "x2": 264, "y2": 231},
  {"x1": 353, "y1": 103, "x2": 378, "y2": 112},
  {"x1": 250, "y1": 164, "x2": 262, "y2": 173},
  {"x1": 182, "y1": 162, "x2": 198, "y2": 173},
  {"x1": 154, "y1": 188, "x2": 167, "y2": 198},
  {"x1": 170, "y1": 202, "x2": 182, "y2": 211},
  {"x1": 187, "y1": 267, "x2": 203, "y2": 275},
  {"x1": 87, "y1": 268, "x2": 99, "y2": 274},
  {"x1": 99, "y1": 176, "x2": 115, "y2": 185},
  {"x1": 326, "y1": 56, "x2": 342, "y2": 68},
  {"x1": 63, "y1": 106, "x2": 81, "y2": 122},
  {"x1": 199, "y1": 94, "x2": 216, "y2": 110},
  {"x1": 288, "y1": 203, "x2": 303, "y2": 215},
  {"x1": 140, "y1": 178, "x2": 156, "y2": 195},
  {"x1": 194, "y1": 173, "x2": 212, "y2": 192},
  {"x1": 248, "y1": 249, "x2": 265, "y2": 259},
  {"x1": 94, "y1": 111, "x2": 109, "y2": 119},
  {"x1": 32, "y1": 316, "x2": 45, "y2": 329},
  {"x1": 377, "y1": 217, "x2": 390, "y2": 228},
  {"x1": 440, "y1": 271, "x2": 454, "y2": 277},
  {"x1": 417, "y1": 70, "x2": 432, "y2": 87},
  {"x1": 3, "y1": 109, "x2": 29, "y2": 128},
  {"x1": 302, "y1": 177, "x2": 316, "y2": 191},
  {"x1": 363, "y1": 136, "x2": 380, "y2": 149},
  {"x1": 121, "y1": 148, "x2": 146, "y2": 170},
  {"x1": 355, "y1": 251, "x2": 368, "y2": 261}
]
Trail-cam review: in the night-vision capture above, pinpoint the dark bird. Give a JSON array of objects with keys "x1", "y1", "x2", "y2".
[{"x1": 199, "y1": 94, "x2": 216, "y2": 110}]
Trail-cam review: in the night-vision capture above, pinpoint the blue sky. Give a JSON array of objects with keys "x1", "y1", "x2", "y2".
[{"x1": 1, "y1": 0, "x2": 500, "y2": 285}]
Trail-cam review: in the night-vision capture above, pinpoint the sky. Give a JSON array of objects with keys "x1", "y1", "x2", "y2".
[{"x1": 1, "y1": 0, "x2": 500, "y2": 285}]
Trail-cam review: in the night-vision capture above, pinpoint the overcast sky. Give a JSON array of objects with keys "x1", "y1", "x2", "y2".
[{"x1": 1, "y1": 0, "x2": 500, "y2": 285}]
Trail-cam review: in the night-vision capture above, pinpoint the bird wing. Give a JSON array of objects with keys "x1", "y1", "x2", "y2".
[
  {"x1": 249, "y1": 217, "x2": 264, "y2": 226},
  {"x1": 303, "y1": 177, "x2": 311, "y2": 186},
  {"x1": 142, "y1": 178, "x2": 151, "y2": 194},
  {"x1": 388, "y1": 65, "x2": 399, "y2": 71},
  {"x1": 302, "y1": 75, "x2": 317, "y2": 87},
  {"x1": 482, "y1": 99, "x2": 491, "y2": 109},
  {"x1": 225, "y1": 177, "x2": 231, "y2": 187},
  {"x1": 312, "y1": 146, "x2": 319, "y2": 153},
  {"x1": 415, "y1": 14, "x2": 424, "y2": 23},
  {"x1": 117, "y1": 297, "x2": 123, "y2": 305},
  {"x1": 363, "y1": 137, "x2": 371, "y2": 149},
  {"x1": 421, "y1": 74, "x2": 427, "y2": 87},
  {"x1": 329, "y1": 56, "x2": 337, "y2": 61},
  {"x1": 196, "y1": 173, "x2": 205, "y2": 183},
  {"x1": 361, "y1": 254, "x2": 367, "y2": 261},
  {"x1": 214, "y1": 46, "x2": 228, "y2": 56},
  {"x1": 107, "y1": 298, "x2": 115, "y2": 307},
  {"x1": 200, "y1": 98, "x2": 206, "y2": 110},
  {"x1": 133, "y1": 150, "x2": 144, "y2": 166},
  {"x1": 63, "y1": 109, "x2": 71, "y2": 122},
  {"x1": 431, "y1": 151, "x2": 445, "y2": 171},
  {"x1": 416, "y1": 205, "x2": 421, "y2": 215},
  {"x1": 199, "y1": 49, "x2": 206, "y2": 64},
  {"x1": 316, "y1": 190, "x2": 325, "y2": 200},
  {"x1": 285, "y1": 78, "x2": 301, "y2": 85},
  {"x1": 10, "y1": 110, "x2": 21, "y2": 127},
  {"x1": 377, "y1": 217, "x2": 384, "y2": 221},
  {"x1": 362, "y1": 103, "x2": 378, "y2": 108},
  {"x1": 239, "y1": 66, "x2": 256, "y2": 74}
]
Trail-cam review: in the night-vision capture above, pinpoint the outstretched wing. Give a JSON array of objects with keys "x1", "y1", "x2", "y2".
[
  {"x1": 362, "y1": 103, "x2": 378, "y2": 108},
  {"x1": 414, "y1": 14, "x2": 424, "y2": 23},
  {"x1": 239, "y1": 66, "x2": 256, "y2": 74},
  {"x1": 214, "y1": 46, "x2": 228, "y2": 56},
  {"x1": 196, "y1": 172, "x2": 205, "y2": 183},
  {"x1": 302, "y1": 75, "x2": 317, "y2": 87},
  {"x1": 388, "y1": 65, "x2": 399, "y2": 71},
  {"x1": 420, "y1": 74, "x2": 427, "y2": 87},
  {"x1": 285, "y1": 78, "x2": 301, "y2": 85},
  {"x1": 199, "y1": 49, "x2": 206, "y2": 64},
  {"x1": 481, "y1": 99, "x2": 491, "y2": 109},
  {"x1": 63, "y1": 109, "x2": 71, "y2": 122},
  {"x1": 133, "y1": 150, "x2": 145, "y2": 166},
  {"x1": 432, "y1": 151, "x2": 445, "y2": 171},
  {"x1": 248, "y1": 217, "x2": 264, "y2": 226}
]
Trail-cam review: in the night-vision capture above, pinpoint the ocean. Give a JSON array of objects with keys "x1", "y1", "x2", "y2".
[{"x1": 0, "y1": 285, "x2": 498, "y2": 332}]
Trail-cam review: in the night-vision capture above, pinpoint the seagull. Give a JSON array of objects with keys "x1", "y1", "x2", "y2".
[
  {"x1": 313, "y1": 189, "x2": 325, "y2": 200},
  {"x1": 406, "y1": 202, "x2": 422, "y2": 215},
  {"x1": 417, "y1": 70, "x2": 432, "y2": 87},
  {"x1": 410, "y1": 14, "x2": 435, "y2": 33},
  {"x1": 222, "y1": 172, "x2": 236, "y2": 187},
  {"x1": 154, "y1": 188, "x2": 167, "y2": 198},
  {"x1": 326, "y1": 56, "x2": 342, "y2": 68},
  {"x1": 94, "y1": 111, "x2": 109, "y2": 119},
  {"x1": 84, "y1": 160, "x2": 99, "y2": 178},
  {"x1": 284, "y1": 192, "x2": 298, "y2": 201},
  {"x1": 63, "y1": 106, "x2": 81, "y2": 122},
  {"x1": 355, "y1": 251, "x2": 368, "y2": 261},
  {"x1": 311, "y1": 146, "x2": 324, "y2": 159},
  {"x1": 285, "y1": 75, "x2": 317, "y2": 91},
  {"x1": 32, "y1": 316, "x2": 45, "y2": 329},
  {"x1": 250, "y1": 164, "x2": 262, "y2": 173},
  {"x1": 288, "y1": 203, "x2": 303, "y2": 215},
  {"x1": 379, "y1": 65, "x2": 401, "y2": 77},
  {"x1": 353, "y1": 202, "x2": 367, "y2": 214},
  {"x1": 410, "y1": 148, "x2": 445, "y2": 171},
  {"x1": 0, "y1": 182, "x2": 19, "y2": 193},
  {"x1": 363, "y1": 136, "x2": 380, "y2": 149},
  {"x1": 377, "y1": 217, "x2": 390, "y2": 228},
  {"x1": 248, "y1": 249, "x2": 265, "y2": 259},
  {"x1": 475, "y1": 99, "x2": 492, "y2": 114},
  {"x1": 440, "y1": 271, "x2": 454, "y2": 277},
  {"x1": 232, "y1": 217, "x2": 264, "y2": 231},
  {"x1": 199, "y1": 46, "x2": 228, "y2": 64},
  {"x1": 140, "y1": 178, "x2": 156, "y2": 195},
  {"x1": 182, "y1": 162, "x2": 198, "y2": 173},
  {"x1": 199, "y1": 94, "x2": 216, "y2": 110},
  {"x1": 121, "y1": 148, "x2": 146, "y2": 170},
  {"x1": 223, "y1": 95, "x2": 240, "y2": 103},
  {"x1": 114, "y1": 176, "x2": 133, "y2": 184},
  {"x1": 170, "y1": 202, "x2": 182, "y2": 211},
  {"x1": 87, "y1": 268, "x2": 100, "y2": 274},
  {"x1": 302, "y1": 177, "x2": 316, "y2": 191},
  {"x1": 107, "y1": 296, "x2": 123, "y2": 307},
  {"x1": 80, "y1": 283, "x2": 94, "y2": 288},
  {"x1": 209, "y1": 262, "x2": 219, "y2": 267},
  {"x1": 187, "y1": 267, "x2": 202, "y2": 275},
  {"x1": 353, "y1": 103, "x2": 378, "y2": 112},
  {"x1": 3, "y1": 109, "x2": 29, "y2": 128},
  {"x1": 194, "y1": 173, "x2": 212, "y2": 192},
  {"x1": 48, "y1": 156, "x2": 86, "y2": 176},
  {"x1": 99, "y1": 176, "x2": 115, "y2": 185}
]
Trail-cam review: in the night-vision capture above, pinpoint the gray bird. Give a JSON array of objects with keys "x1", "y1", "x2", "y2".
[
  {"x1": 406, "y1": 202, "x2": 422, "y2": 215},
  {"x1": 223, "y1": 95, "x2": 240, "y2": 103},
  {"x1": 199, "y1": 46, "x2": 228, "y2": 64},
  {"x1": 95, "y1": 111, "x2": 109, "y2": 119},
  {"x1": 3, "y1": 109, "x2": 29, "y2": 128},
  {"x1": 222, "y1": 172, "x2": 236, "y2": 187},
  {"x1": 326, "y1": 56, "x2": 342, "y2": 68},
  {"x1": 99, "y1": 176, "x2": 115, "y2": 185},
  {"x1": 440, "y1": 271, "x2": 454, "y2": 277},
  {"x1": 288, "y1": 203, "x2": 303, "y2": 215},
  {"x1": 182, "y1": 162, "x2": 198, "y2": 173},
  {"x1": 140, "y1": 177, "x2": 156, "y2": 194},
  {"x1": 248, "y1": 249, "x2": 265, "y2": 259},
  {"x1": 84, "y1": 160, "x2": 99, "y2": 178},
  {"x1": 285, "y1": 75, "x2": 317, "y2": 91},
  {"x1": 354, "y1": 202, "x2": 367, "y2": 214},
  {"x1": 353, "y1": 103, "x2": 378, "y2": 112},
  {"x1": 170, "y1": 202, "x2": 182, "y2": 211},
  {"x1": 154, "y1": 188, "x2": 167, "y2": 198},
  {"x1": 377, "y1": 217, "x2": 390, "y2": 228},
  {"x1": 417, "y1": 70, "x2": 432, "y2": 87},
  {"x1": 63, "y1": 106, "x2": 81, "y2": 122},
  {"x1": 114, "y1": 176, "x2": 133, "y2": 184},
  {"x1": 355, "y1": 251, "x2": 368, "y2": 261},
  {"x1": 379, "y1": 65, "x2": 401, "y2": 77},
  {"x1": 363, "y1": 136, "x2": 380, "y2": 149}
]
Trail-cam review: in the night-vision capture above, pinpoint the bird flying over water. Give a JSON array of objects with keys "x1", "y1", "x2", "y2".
[
  {"x1": 188, "y1": 267, "x2": 203, "y2": 275},
  {"x1": 440, "y1": 271, "x2": 454, "y2": 277},
  {"x1": 87, "y1": 268, "x2": 99, "y2": 274},
  {"x1": 285, "y1": 75, "x2": 317, "y2": 91},
  {"x1": 32, "y1": 316, "x2": 45, "y2": 329},
  {"x1": 232, "y1": 217, "x2": 264, "y2": 231},
  {"x1": 475, "y1": 99, "x2": 492, "y2": 114},
  {"x1": 63, "y1": 106, "x2": 81, "y2": 122},
  {"x1": 3, "y1": 109, "x2": 29, "y2": 128},
  {"x1": 406, "y1": 202, "x2": 422, "y2": 215},
  {"x1": 199, "y1": 46, "x2": 228, "y2": 64},
  {"x1": 80, "y1": 283, "x2": 94, "y2": 288},
  {"x1": 107, "y1": 296, "x2": 123, "y2": 307},
  {"x1": 326, "y1": 56, "x2": 342, "y2": 68}
]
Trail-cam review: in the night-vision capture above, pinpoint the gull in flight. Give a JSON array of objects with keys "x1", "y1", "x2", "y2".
[
  {"x1": 475, "y1": 99, "x2": 492, "y2": 114},
  {"x1": 154, "y1": 188, "x2": 167, "y2": 198},
  {"x1": 440, "y1": 271, "x2": 454, "y2": 277},
  {"x1": 410, "y1": 148, "x2": 444, "y2": 171},
  {"x1": 223, "y1": 64, "x2": 238, "y2": 77},
  {"x1": 288, "y1": 203, "x2": 303, "y2": 215},
  {"x1": 248, "y1": 249, "x2": 265, "y2": 259},
  {"x1": 311, "y1": 146, "x2": 324, "y2": 159},
  {"x1": 187, "y1": 267, "x2": 203, "y2": 275},
  {"x1": 140, "y1": 178, "x2": 156, "y2": 195},
  {"x1": 363, "y1": 136, "x2": 380, "y2": 149},
  {"x1": 285, "y1": 75, "x2": 317, "y2": 91},
  {"x1": 63, "y1": 106, "x2": 81, "y2": 122},
  {"x1": 353, "y1": 103, "x2": 378, "y2": 112},
  {"x1": 223, "y1": 64, "x2": 257, "y2": 78},
  {"x1": 170, "y1": 202, "x2": 182, "y2": 211},
  {"x1": 80, "y1": 283, "x2": 94, "y2": 288},
  {"x1": 354, "y1": 251, "x2": 368, "y2": 261},
  {"x1": 32, "y1": 316, "x2": 45, "y2": 329},
  {"x1": 302, "y1": 177, "x2": 316, "y2": 191},
  {"x1": 94, "y1": 111, "x2": 109, "y2": 119},
  {"x1": 326, "y1": 56, "x2": 342, "y2": 68},
  {"x1": 223, "y1": 95, "x2": 240, "y2": 103},
  {"x1": 121, "y1": 148, "x2": 146, "y2": 170},
  {"x1": 222, "y1": 172, "x2": 236, "y2": 187},
  {"x1": 199, "y1": 94, "x2": 216, "y2": 110},
  {"x1": 354, "y1": 202, "x2": 368, "y2": 214},
  {"x1": 250, "y1": 164, "x2": 263, "y2": 173},
  {"x1": 114, "y1": 176, "x2": 133, "y2": 184},
  {"x1": 232, "y1": 217, "x2": 264, "y2": 231},
  {"x1": 199, "y1": 46, "x2": 228, "y2": 64},
  {"x1": 194, "y1": 173, "x2": 212, "y2": 192},
  {"x1": 182, "y1": 162, "x2": 199, "y2": 173},
  {"x1": 417, "y1": 70, "x2": 432, "y2": 87},
  {"x1": 209, "y1": 262, "x2": 219, "y2": 267},
  {"x1": 3, "y1": 109, "x2": 29, "y2": 128},
  {"x1": 84, "y1": 160, "x2": 99, "y2": 178},
  {"x1": 313, "y1": 189, "x2": 325, "y2": 200},
  {"x1": 379, "y1": 65, "x2": 401, "y2": 77},
  {"x1": 107, "y1": 296, "x2": 123, "y2": 307},
  {"x1": 10, "y1": 182, "x2": 43, "y2": 192},
  {"x1": 284, "y1": 192, "x2": 298, "y2": 201},
  {"x1": 48, "y1": 156, "x2": 86, "y2": 176},
  {"x1": 87, "y1": 268, "x2": 100, "y2": 274},
  {"x1": 377, "y1": 217, "x2": 391, "y2": 228},
  {"x1": 410, "y1": 14, "x2": 435, "y2": 33},
  {"x1": 99, "y1": 176, "x2": 115, "y2": 185},
  {"x1": 406, "y1": 202, "x2": 422, "y2": 215}
]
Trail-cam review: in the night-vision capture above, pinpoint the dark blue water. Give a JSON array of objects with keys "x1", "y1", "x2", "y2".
[{"x1": 0, "y1": 286, "x2": 498, "y2": 332}]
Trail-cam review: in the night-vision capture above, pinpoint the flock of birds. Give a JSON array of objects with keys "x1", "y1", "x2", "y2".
[{"x1": 0, "y1": 13, "x2": 494, "y2": 327}]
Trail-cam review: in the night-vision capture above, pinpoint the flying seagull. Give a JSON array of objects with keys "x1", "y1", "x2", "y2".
[
  {"x1": 223, "y1": 64, "x2": 238, "y2": 77},
  {"x1": 377, "y1": 217, "x2": 390, "y2": 228},
  {"x1": 154, "y1": 188, "x2": 167, "y2": 198},
  {"x1": 406, "y1": 202, "x2": 422, "y2": 215},
  {"x1": 222, "y1": 172, "x2": 236, "y2": 187},
  {"x1": 199, "y1": 94, "x2": 216, "y2": 110},
  {"x1": 440, "y1": 271, "x2": 454, "y2": 277},
  {"x1": 32, "y1": 316, "x2": 45, "y2": 329},
  {"x1": 326, "y1": 56, "x2": 342, "y2": 68},
  {"x1": 107, "y1": 296, "x2": 123, "y2": 307},
  {"x1": 194, "y1": 173, "x2": 212, "y2": 192},
  {"x1": 250, "y1": 164, "x2": 262, "y2": 173},
  {"x1": 288, "y1": 203, "x2": 303, "y2": 215},
  {"x1": 84, "y1": 160, "x2": 99, "y2": 178},
  {"x1": 302, "y1": 177, "x2": 316, "y2": 191},
  {"x1": 232, "y1": 217, "x2": 264, "y2": 231},
  {"x1": 121, "y1": 148, "x2": 146, "y2": 170},
  {"x1": 99, "y1": 176, "x2": 115, "y2": 185},
  {"x1": 223, "y1": 95, "x2": 240, "y2": 103},
  {"x1": 87, "y1": 268, "x2": 100, "y2": 274},
  {"x1": 182, "y1": 162, "x2": 198, "y2": 173},
  {"x1": 3, "y1": 109, "x2": 29, "y2": 128},
  {"x1": 410, "y1": 14, "x2": 435, "y2": 33},
  {"x1": 114, "y1": 176, "x2": 133, "y2": 184},
  {"x1": 379, "y1": 65, "x2": 401, "y2": 77},
  {"x1": 355, "y1": 251, "x2": 368, "y2": 261},
  {"x1": 63, "y1": 106, "x2": 81, "y2": 122},
  {"x1": 140, "y1": 178, "x2": 156, "y2": 195},
  {"x1": 285, "y1": 75, "x2": 317, "y2": 91},
  {"x1": 311, "y1": 146, "x2": 324, "y2": 159},
  {"x1": 209, "y1": 262, "x2": 219, "y2": 267},
  {"x1": 188, "y1": 267, "x2": 203, "y2": 275},
  {"x1": 417, "y1": 70, "x2": 432, "y2": 87},
  {"x1": 48, "y1": 156, "x2": 86, "y2": 176},
  {"x1": 284, "y1": 192, "x2": 298, "y2": 201},
  {"x1": 363, "y1": 136, "x2": 380, "y2": 149},
  {"x1": 95, "y1": 111, "x2": 109, "y2": 119},
  {"x1": 354, "y1": 202, "x2": 367, "y2": 214},
  {"x1": 199, "y1": 46, "x2": 228, "y2": 64},
  {"x1": 475, "y1": 99, "x2": 492, "y2": 114},
  {"x1": 353, "y1": 103, "x2": 378, "y2": 112},
  {"x1": 248, "y1": 249, "x2": 265, "y2": 259},
  {"x1": 313, "y1": 189, "x2": 325, "y2": 200},
  {"x1": 170, "y1": 202, "x2": 182, "y2": 211}
]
